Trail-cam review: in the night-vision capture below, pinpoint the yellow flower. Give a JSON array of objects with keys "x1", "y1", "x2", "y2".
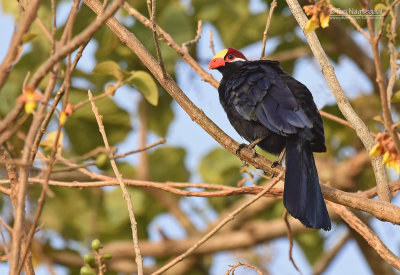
[
  {"x1": 392, "y1": 162, "x2": 400, "y2": 174},
  {"x1": 320, "y1": 13, "x2": 330, "y2": 28},
  {"x1": 17, "y1": 86, "x2": 43, "y2": 114},
  {"x1": 382, "y1": 152, "x2": 391, "y2": 164},
  {"x1": 59, "y1": 112, "x2": 67, "y2": 126},
  {"x1": 369, "y1": 143, "x2": 383, "y2": 157},
  {"x1": 24, "y1": 101, "x2": 37, "y2": 114},
  {"x1": 305, "y1": 16, "x2": 320, "y2": 33}
]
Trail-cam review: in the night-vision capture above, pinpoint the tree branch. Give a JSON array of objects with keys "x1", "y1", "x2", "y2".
[{"x1": 285, "y1": 0, "x2": 391, "y2": 202}]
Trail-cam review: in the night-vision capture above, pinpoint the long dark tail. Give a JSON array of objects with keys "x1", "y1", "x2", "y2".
[{"x1": 283, "y1": 136, "x2": 331, "y2": 231}]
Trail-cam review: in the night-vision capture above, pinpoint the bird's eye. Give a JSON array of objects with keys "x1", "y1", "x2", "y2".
[{"x1": 227, "y1": 54, "x2": 234, "y2": 60}]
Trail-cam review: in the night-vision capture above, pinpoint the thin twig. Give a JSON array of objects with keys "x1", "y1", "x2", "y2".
[
  {"x1": 224, "y1": 262, "x2": 263, "y2": 275},
  {"x1": 50, "y1": 0, "x2": 57, "y2": 55},
  {"x1": 0, "y1": 217, "x2": 12, "y2": 233},
  {"x1": 261, "y1": 0, "x2": 277, "y2": 58},
  {"x1": 72, "y1": 81, "x2": 122, "y2": 111},
  {"x1": 313, "y1": 232, "x2": 351, "y2": 275},
  {"x1": 88, "y1": 90, "x2": 143, "y2": 275},
  {"x1": 209, "y1": 29, "x2": 216, "y2": 56},
  {"x1": 147, "y1": 0, "x2": 167, "y2": 79},
  {"x1": 151, "y1": 176, "x2": 280, "y2": 275},
  {"x1": 34, "y1": 16, "x2": 53, "y2": 42},
  {"x1": 385, "y1": 1, "x2": 399, "y2": 108},
  {"x1": 102, "y1": 0, "x2": 110, "y2": 13},
  {"x1": 94, "y1": 249, "x2": 106, "y2": 275},
  {"x1": 0, "y1": 104, "x2": 24, "y2": 135},
  {"x1": 182, "y1": 20, "x2": 202, "y2": 53},
  {"x1": 114, "y1": 138, "x2": 166, "y2": 159},
  {"x1": 0, "y1": 113, "x2": 29, "y2": 146},
  {"x1": 319, "y1": 110, "x2": 353, "y2": 128},
  {"x1": 283, "y1": 210, "x2": 301, "y2": 274}
]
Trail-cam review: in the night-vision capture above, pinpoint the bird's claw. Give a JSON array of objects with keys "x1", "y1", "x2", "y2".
[
  {"x1": 271, "y1": 161, "x2": 279, "y2": 168},
  {"x1": 236, "y1": 143, "x2": 257, "y2": 158}
]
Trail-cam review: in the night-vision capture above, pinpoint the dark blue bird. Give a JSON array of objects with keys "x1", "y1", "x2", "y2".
[{"x1": 209, "y1": 48, "x2": 331, "y2": 231}]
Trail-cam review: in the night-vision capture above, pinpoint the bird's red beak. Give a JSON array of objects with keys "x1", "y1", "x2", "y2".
[{"x1": 209, "y1": 58, "x2": 225, "y2": 70}]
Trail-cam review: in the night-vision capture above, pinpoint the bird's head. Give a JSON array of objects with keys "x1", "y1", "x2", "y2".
[{"x1": 208, "y1": 48, "x2": 247, "y2": 71}]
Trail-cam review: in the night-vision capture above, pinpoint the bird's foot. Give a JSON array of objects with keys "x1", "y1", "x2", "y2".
[
  {"x1": 271, "y1": 161, "x2": 280, "y2": 168},
  {"x1": 271, "y1": 147, "x2": 286, "y2": 168},
  {"x1": 236, "y1": 143, "x2": 257, "y2": 157}
]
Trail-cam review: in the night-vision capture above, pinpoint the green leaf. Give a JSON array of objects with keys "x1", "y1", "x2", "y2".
[
  {"x1": 200, "y1": 148, "x2": 243, "y2": 211},
  {"x1": 103, "y1": 187, "x2": 146, "y2": 227},
  {"x1": 159, "y1": 3, "x2": 194, "y2": 44},
  {"x1": 1, "y1": 0, "x2": 18, "y2": 15},
  {"x1": 199, "y1": 148, "x2": 242, "y2": 186},
  {"x1": 127, "y1": 71, "x2": 159, "y2": 106},
  {"x1": 22, "y1": 33, "x2": 38, "y2": 43},
  {"x1": 41, "y1": 187, "x2": 96, "y2": 240},
  {"x1": 142, "y1": 92, "x2": 174, "y2": 137},
  {"x1": 93, "y1": 61, "x2": 129, "y2": 81},
  {"x1": 374, "y1": 3, "x2": 387, "y2": 11},
  {"x1": 149, "y1": 147, "x2": 190, "y2": 182},
  {"x1": 295, "y1": 231, "x2": 324, "y2": 264},
  {"x1": 391, "y1": 90, "x2": 400, "y2": 103},
  {"x1": 64, "y1": 90, "x2": 131, "y2": 155}
]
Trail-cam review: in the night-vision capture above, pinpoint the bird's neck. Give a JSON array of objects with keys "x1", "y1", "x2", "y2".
[{"x1": 218, "y1": 61, "x2": 246, "y2": 79}]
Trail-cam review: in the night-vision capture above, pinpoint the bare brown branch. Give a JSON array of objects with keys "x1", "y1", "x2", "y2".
[
  {"x1": 261, "y1": 0, "x2": 277, "y2": 58},
  {"x1": 182, "y1": 20, "x2": 203, "y2": 53}
]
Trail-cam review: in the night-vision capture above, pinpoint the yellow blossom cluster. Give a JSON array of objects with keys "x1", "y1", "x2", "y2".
[
  {"x1": 303, "y1": 0, "x2": 331, "y2": 33},
  {"x1": 369, "y1": 132, "x2": 400, "y2": 173}
]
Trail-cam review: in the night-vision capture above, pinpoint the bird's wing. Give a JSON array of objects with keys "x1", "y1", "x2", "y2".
[
  {"x1": 280, "y1": 73, "x2": 326, "y2": 152},
  {"x1": 228, "y1": 62, "x2": 312, "y2": 136}
]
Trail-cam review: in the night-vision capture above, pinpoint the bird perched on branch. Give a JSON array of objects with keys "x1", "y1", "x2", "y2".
[{"x1": 209, "y1": 48, "x2": 331, "y2": 231}]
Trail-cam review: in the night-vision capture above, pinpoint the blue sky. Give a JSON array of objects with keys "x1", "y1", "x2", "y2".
[{"x1": 1, "y1": 1, "x2": 399, "y2": 274}]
